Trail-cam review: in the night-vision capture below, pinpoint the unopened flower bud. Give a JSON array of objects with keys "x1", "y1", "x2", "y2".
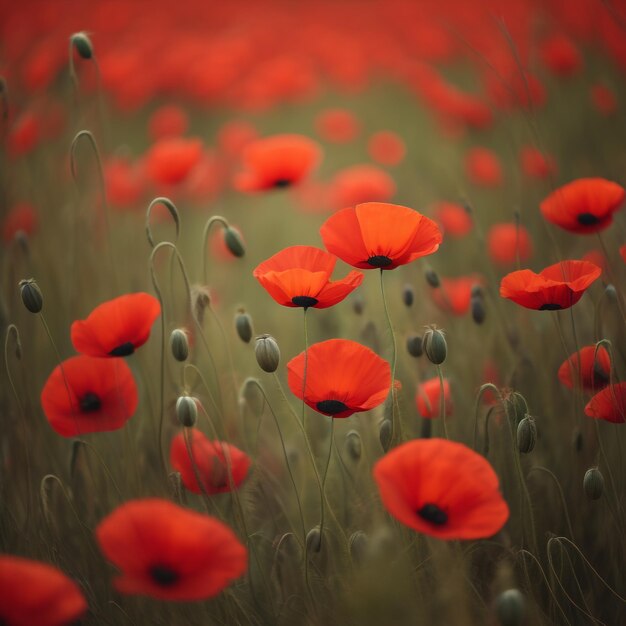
[
  {"x1": 176, "y1": 396, "x2": 197, "y2": 427},
  {"x1": 170, "y1": 328, "x2": 189, "y2": 362},
  {"x1": 349, "y1": 531, "x2": 368, "y2": 564},
  {"x1": 406, "y1": 334, "x2": 423, "y2": 358},
  {"x1": 19, "y1": 278, "x2": 43, "y2": 313},
  {"x1": 425, "y1": 268, "x2": 440, "y2": 288},
  {"x1": 516, "y1": 416, "x2": 537, "y2": 454},
  {"x1": 605, "y1": 284, "x2": 617, "y2": 302},
  {"x1": 255, "y1": 334, "x2": 280, "y2": 373},
  {"x1": 402, "y1": 284, "x2": 414, "y2": 307},
  {"x1": 583, "y1": 467, "x2": 604, "y2": 500},
  {"x1": 306, "y1": 526, "x2": 322, "y2": 553},
  {"x1": 345, "y1": 430, "x2": 362, "y2": 461},
  {"x1": 495, "y1": 589, "x2": 525, "y2": 626},
  {"x1": 224, "y1": 226, "x2": 245, "y2": 258},
  {"x1": 235, "y1": 309, "x2": 253, "y2": 343},
  {"x1": 504, "y1": 391, "x2": 527, "y2": 427},
  {"x1": 352, "y1": 294, "x2": 364, "y2": 315},
  {"x1": 423, "y1": 326, "x2": 447, "y2": 364},
  {"x1": 379, "y1": 419, "x2": 392, "y2": 452},
  {"x1": 471, "y1": 285, "x2": 486, "y2": 325},
  {"x1": 71, "y1": 32, "x2": 93, "y2": 59},
  {"x1": 240, "y1": 377, "x2": 265, "y2": 416}
]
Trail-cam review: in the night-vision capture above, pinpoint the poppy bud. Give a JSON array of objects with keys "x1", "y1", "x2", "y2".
[
  {"x1": 471, "y1": 285, "x2": 486, "y2": 325},
  {"x1": 306, "y1": 525, "x2": 322, "y2": 553},
  {"x1": 71, "y1": 32, "x2": 93, "y2": 59},
  {"x1": 176, "y1": 396, "x2": 197, "y2": 428},
  {"x1": 235, "y1": 309, "x2": 253, "y2": 343},
  {"x1": 495, "y1": 588, "x2": 525, "y2": 626},
  {"x1": 605, "y1": 284, "x2": 617, "y2": 302},
  {"x1": 504, "y1": 391, "x2": 527, "y2": 427},
  {"x1": 255, "y1": 334, "x2": 280, "y2": 373},
  {"x1": 379, "y1": 419, "x2": 392, "y2": 452},
  {"x1": 406, "y1": 334, "x2": 423, "y2": 358},
  {"x1": 583, "y1": 467, "x2": 604, "y2": 500},
  {"x1": 170, "y1": 328, "x2": 189, "y2": 362},
  {"x1": 425, "y1": 268, "x2": 440, "y2": 288},
  {"x1": 352, "y1": 294, "x2": 365, "y2": 315},
  {"x1": 224, "y1": 226, "x2": 245, "y2": 258},
  {"x1": 402, "y1": 284, "x2": 414, "y2": 307},
  {"x1": 240, "y1": 377, "x2": 265, "y2": 416},
  {"x1": 516, "y1": 416, "x2": 537, "y2": 453},
  {"x1": 423, "y1": 327, "x2": 447, "y2": 365},
  {"x1": 345, "y1": 430, "x2": 362, "y2": 461},
  {"x1": 19, "y1": 278, "x2": 43, "y2": 313},
  {"x1": 349, "y1": 530, "x2": 368, "y2": 564},
  {"x1": 572, "y1": 428, "x2": 583, "y2": 452}
]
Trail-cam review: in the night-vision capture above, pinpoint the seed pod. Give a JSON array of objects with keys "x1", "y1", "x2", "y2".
[
  {"x1": 240, "y1": 377, "x2": 265, "y2": 416},
  {"x1": 170, "y1": 328, "x2": 189, "y2": 362},
  {"x1": 583, "y1": 467, "x2": 604, "y2": 500},
  {"x1": 495, "y1": 588, "x2": 525, "y2": 626},
  {"x1": 176, "y1": 396, "x2": 198, "y2": 428},
  {"x1": 306, "y1": 526, "x2": 322, "y2": 553},
  {"x1": 406, "y1": 334, "x2": 423, "y2": 358},
  {"x1": 255, "y1": 334, "x2": 280, "y2": 373},
  {"x1": 224, "y1": 226, "x2": 245, "y2": 258},
  {"x1": 379, "y1": 419, "x2": 393, "y2": 452},
  {"x1": 352, "y1": 294, "x2": 365, "y2": 315},
  {"x1": 349, "y1": 531, "x2": 368, "y2": 564},
  {"x1": 345, "y1": 430, "x2": 362, "y2": 461},
  {"x1": 425, "y1": 268, "x2": 440, "y2": 288},
  {"x1": 71, "y1": 32, "x2": 93, "y2": 59},
  {"x1": 19, "y1": 278, "x2": 43, "y2": 313},
  {"x1": 423, "y1": 327, "x2": 447, "y2": 365},
  {"x1": 516, "y1": 416, "x2": 537, "y2": 453},
  {"x1": 235, "y1": 309, "x2": 253, "y2": 343},
  {"x1": 402, "y1": 284, "x2": 414, "y2": 307}
]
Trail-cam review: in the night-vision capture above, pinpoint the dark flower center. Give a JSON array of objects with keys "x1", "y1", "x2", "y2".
[
  {"x1": 366, "y1": 255, "x2": 393, "y2": 268},
  {"x1": 593, "y1": 362, "x2": 610, "y2": 384},
  {"x1": 273, "y1": 178, "x2": 292, "y2": 188},
  {"x1": 539, "y1": 303, "x2": 563, "y2": 311},
  {"x1": 417, "y1": 503, "x2": 448, "y2": 525},
  {"x1": 109, "y1": 342, "x2": 135, "y2": 357},
  {"x1": 291, "y1": 296, "x2": 319, "y2": 308},
  {"x1": 577, "y1": 212, "x2": 601, "y2": 226},
  {"x1": 150, "y1": 564, "x2": 180, "y2": 587},
  {"x1": 316, "y1": 399, "x2": 349, "y2": 415},
  {"x1": 80, "y1": 392, "x2": 101, "y2": 413}
]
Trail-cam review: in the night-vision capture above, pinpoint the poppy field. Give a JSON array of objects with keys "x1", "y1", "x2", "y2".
[{"x1": 2, "y1": 0, "x2": 626, "y2": 624}]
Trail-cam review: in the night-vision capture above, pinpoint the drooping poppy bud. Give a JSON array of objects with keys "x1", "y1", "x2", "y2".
[
  {"x1": 516, "y1": 416, "x2": 537, "y2": 453},
  {"x1": 71, "y1": 32, "x2": 93, "y2": 59},
  {"x1": 402, "y1": 283, "x2": 414, "y2": 307},
  {"x1": 19, "y1": 278, "x2": 43, "y2": 313},
  {"x1": 583, "y1": 467, "x2": 604, "y2": 500},
  {"x1": 406, "y1": 334, "x2": 423, "y2": 358},
  {"x1": 224, "y1": 226, "x2": 245, "y2": 258},
  {"x1": 235, "y1": 310, "x2": 253, "y2": 343}
]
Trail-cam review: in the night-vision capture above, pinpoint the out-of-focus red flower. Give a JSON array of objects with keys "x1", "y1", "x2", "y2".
[
  {"x1": 540, "y1": 34, "x2": 582, "y2": 77},
  {"x1": 520, "y1": 146, "x2": 557, "y2": 180},
  {"x1": 2, "y1": 203, "x2": 37, "y2": 242},
  {"x1": 416, "y1": 377, "x2": 452, "y2": 419},
  {"x1": 433, "y1": 202, "x2": 473, "y2": 238},
  {"x1": 368, "y1": 131, "x2": 406, "y2": 166},
  {"x1": 431, "y1": 275, "x2": 484, "y2": 315},
  {"x1": 217, "y1": 120, "x2": 258, "y2": 160},
  {"x1": 330, "y1": 164, "x2": 396, "y2": 209},
  {"x1": 591, "y1": 84, "x2": 617, "y2": 116},
  {"x1": 183, "y1": 150, "x2": 225, "y2": 204},
  {"x1": 315, "y1": 108, "x2": 360, "y2": 143},
  {"x1": 7, "y1": 111, "x2": 41, "y2": 158},
  {"x1": 487, "y1": 223, "x2": 533, "y2": 266},
  {"x1": 620, "y1": 244, "x2": 626, "y2": 264},
  {"x1": 581, "y1": 249, "x2": 608, "y2": 275},
  {"x1": 148, "y1": 105, "x2": 189, "y2": 140},
  {"x1": 558, "y1": 345, "x2": 611, "y2": 392},
  {"x1": 465, "y1": 147, "x2": 503, "y2": 187},
  {"x1": 144, "y1": 137, "x2": 203, "y2": 186},
  {"x1": 585, "y1": 383, "x2": 626, "y2": 424},
  {"x1": 105, "y1": 157, "x2": 146, "y2": 210}
]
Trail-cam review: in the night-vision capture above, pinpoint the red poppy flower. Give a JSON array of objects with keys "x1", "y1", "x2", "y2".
[
  {"x1": 96, "y1": 499, "x2": 247, "y2": 600},
  {"x1": 416, "y1": 377, "x2": 452, "y2": 419},
  {"x1": 585, "y1": 383, "x2": 626, "y2": 424},
  {"x1": 105, "y1": 157, "x2": 146, "y2": 210},
  {"x1": 520, "y1": 147, "x2": 556, "y2": 180},
  {"x1": 431, "y1": 275, "x2": 484, "y2": 315},
  {"x1": 465, "y1": 147, "x2": 503, "y2": 187},
  {"x1": 7, "y1": 111, "x2": 41, "y2": 158},
  {"x1": 253, "y1": 245, "x2": 363, "y2": 309},
  {"x1": 320, "y1": 202, "x2": 442, "y2": 270},
  {"x1": 148, "y1": 105, "x2": 189, "y2": 140},
  {"x1": 217, "y1": 120, "x2": 258, "y2": 160},
  {"x1": 540, "y1": 178, "x2": 625, "y2": 234},
  {"x1": 233, "y1": 134, "x2": 321, "y2": 192},
  {"x1": 540, "y1": 34, "x2": 582, "y2": 77},
  {"x1": 71, "y1": 293, "x2": 161, "y2": 357},
  {"x1": 620, "y1": 244, "x2": 626, "y2": 264},
  {"x1": 287, "y1": 339, "x2": 391, "y2": 418},
  {"x1": 433, "y1": 202, "x2": 472, "y2": 238},
  {"x1": 373, "y1": 438, "x2": 509, "y2": 539},
  {"x1": 591, "y1": 84, "x2": 617, "y2": 116},
  {"x1": 144, "y1": 137, "x2": 203, "y2": 186},
  {"x1": 0, "y1": 555, "x2": 88, "y2": 626},
  {"x1": 487, "y1": 223, "x2": 533, "y2": 266},
  {"x1": 41, "y1": 355, "x2": 138, "y2": 437},
  {"x1": 558, "y1": 345, "x2": 611, "y2": 392},
  {"x1": 500, "y1": 260, "x2": 601, "y2": 310},
  {"x1": 170, "y1": 429, "x2": 250, "y2": 494},
  {"x1": 330, "y1": 164, "x2": 396, "y2": 209},
  {"x1": 315, "y1": 108, "x2": 360, "y2": 143},
  {"x1": 2, "y1": 203, "x2": 37, "y2": 242},
  {"x1": 368, "y1": 131, "x2": 406, "y2": 166}
]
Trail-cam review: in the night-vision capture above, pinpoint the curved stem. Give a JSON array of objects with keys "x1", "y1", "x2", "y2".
[{"x1": 201, "y1": 215, "x2": 229, "y2": 285}]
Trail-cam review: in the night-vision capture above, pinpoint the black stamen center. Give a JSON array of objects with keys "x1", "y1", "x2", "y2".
[
  {"x1": 109, "y1": 341, "x2": 135, "y2": 357},
  {"x1": 273, "y1": 178, "x2": 291, "y2": 188},
  {"x1": 292, "y1": 296, "x2": 319, "y2": 308},
  {"x1": 539, "y1": 303, "x2": 563, "y2": 311},
  {"x1": 417, "y1": 503, "x2": 448, "y2": 525},
  {"x1": 316, "y1": 399, "x2": 349, "y2": 415},
  {"x1": 80, "y1": 392, "x2": 101, "y2": 412},
  {"x1": 577, "y1": 212, "x2": 600, "y2": 226},
  {"x1": 150, "y1": 565, "x2": 179, "y2": 587},
  {"x1": 366, "y1": 255, "x2": 393, "y2": 268}
]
